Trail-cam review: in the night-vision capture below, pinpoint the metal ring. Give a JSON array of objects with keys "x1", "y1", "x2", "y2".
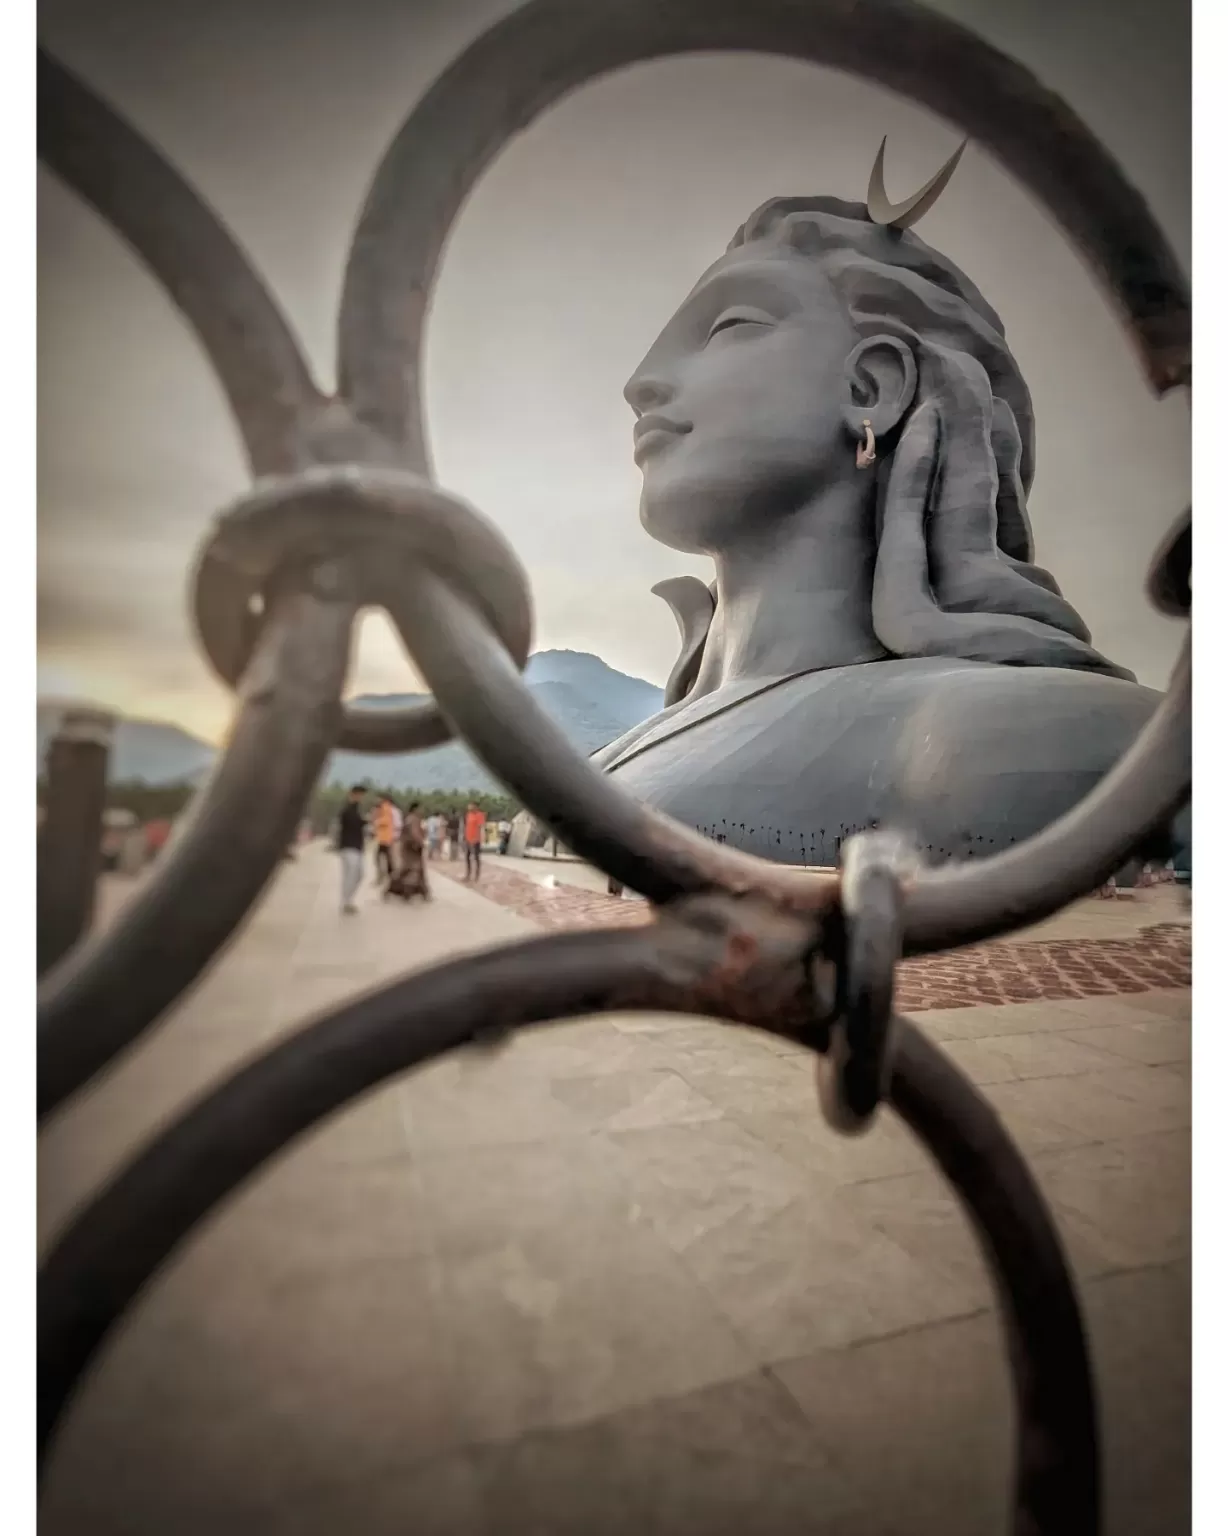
[
  {"x1": 384, "y1": 565, "x2": 845, "y2": 910},
  {"x1": 1147, "y1": 507, "x2": 1192, "y2": 619},
  {"x1": 38, "y1": 50, "x2": 322, "y2": 478},
  {"x1": 339, "y1": 0, "x2": 1188, "y2": 461},
  {"x1": 38, "y1": 576, "x2": 356, "y2": 1120},
  {"x1": 39, "y1": 937, "x2": 1096, "y2": 1530},
  {"x1": 193, "y1": 466, "x2": 535, "y2": 753},
  {"x1": 816, "y1": 834, "x2": 909, "y2": 1133}
]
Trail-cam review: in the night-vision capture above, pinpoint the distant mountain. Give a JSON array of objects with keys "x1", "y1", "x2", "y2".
[
  {"x1": 524, "y1": 650, "x2": 664, "y2": 724},
  {"x1": 35, "y1": 650, "x2": 665, "y2": 794},
  {"x1": 333, "y1": 650, "x2": 665, "y2": 791}
]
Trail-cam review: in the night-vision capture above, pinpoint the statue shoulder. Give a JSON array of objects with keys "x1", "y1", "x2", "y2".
[
  {"x1": 591, "y1": 714, "x2": 666, "y2": 769},
  {"x1": 884, "y1": 664, "x2": 1163, "y2": 808}
]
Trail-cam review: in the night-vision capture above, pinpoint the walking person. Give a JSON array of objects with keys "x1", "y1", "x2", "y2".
[
  {"x1": 463, "y1": 800, "x2": 487, "y2": 882},
  {"x1": 425, "y1": 809, "x2": 444, "y2": 861},
  {"x1": 387, "y1": 800, "x2": 430, "y2": 901},
  {"x1": 446, "y1": 809, "x2": 462, "y2": 861},
  {"x1": 372, "y1": 795, "x2": 397, "y2": 885},
  {"x1": 337, "y1": 784, "x2": 367, "y2": 914}
]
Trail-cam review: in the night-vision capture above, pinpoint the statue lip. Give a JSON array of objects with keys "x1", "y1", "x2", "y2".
[{"x1": 633, "y1": 413, "x2": 690, "y2": 463}]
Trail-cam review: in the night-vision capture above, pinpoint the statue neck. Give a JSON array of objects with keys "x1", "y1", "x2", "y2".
[{"x1": 691, "y1": 479, "x2": 888, "y2": 696}]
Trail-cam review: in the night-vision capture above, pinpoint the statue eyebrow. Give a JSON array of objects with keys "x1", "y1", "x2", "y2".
[{"x1": 671, "y1": 265, "x2": 793, "y2": 338}]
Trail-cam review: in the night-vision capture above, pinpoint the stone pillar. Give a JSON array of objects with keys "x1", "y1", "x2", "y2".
[{"x1": 37, "y1": 708, "x2": 114, "y2": 977}]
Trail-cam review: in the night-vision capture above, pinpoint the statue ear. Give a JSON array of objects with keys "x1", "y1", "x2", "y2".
[{"x1": 841, "y1": 335, "x2": 917, "y2": 442}]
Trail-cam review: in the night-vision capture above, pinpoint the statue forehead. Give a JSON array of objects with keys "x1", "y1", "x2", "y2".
[{"x1": 679, "y1": 238, "x2": 837, "y2": 309}]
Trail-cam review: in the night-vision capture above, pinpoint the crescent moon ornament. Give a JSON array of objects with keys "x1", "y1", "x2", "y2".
[{"x1": 866, "y1": 135, "x2": 968, "y2": 229}]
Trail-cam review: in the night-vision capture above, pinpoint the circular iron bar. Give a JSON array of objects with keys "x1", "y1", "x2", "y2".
[
  {"x1": 34, "y1": 8, "x2": 1184, "y2": 1524},
  {"x1": 37, "y1": 575, "x2": 356, "y2": 1120},
  {"x1": 383, "y1": 567, "x2": 845, "y2": 909},
  {"x1": 194, "y1": 465, "x2": 535, "y2": 752},
  {"x1": 890, "y1": 1020, "x2": 1100, "y2": 1534},
  {"x1": 816, "y1": 834, "x2": 908, "y2": 1131},
  {"x1": 39, "y1": 913, "x2": 1095, "y2": 1531},
  {"x1": 37, "y1": 50, "x2": 321, "y2": 478},
  {"x1": 338, "y1": 0, "x2": 1188, "y2": 469},
  {"x1": 334, "y1": 0, "x2": 1191, "y2": 943},
  {"x1": 35, "y1": 0, "x2": 1191, "y2": 1088},
  {"x1": 38, "y1": 51, "x2": 517, "y2": 760},
  {"x1": 898, "y1": 632, "x2": 1190, "y2": 952},
  {"x1": 383, "y1": 556, "x2": 1188, "y2": 950},
  {"x1": 1147, "y1": 506, "x2": 1192, "y2": 619}
]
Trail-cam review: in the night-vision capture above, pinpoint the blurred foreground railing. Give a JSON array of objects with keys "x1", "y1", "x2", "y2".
[{"x1": 36, "y1": 4, "x2": 1191, "y2": 1531}]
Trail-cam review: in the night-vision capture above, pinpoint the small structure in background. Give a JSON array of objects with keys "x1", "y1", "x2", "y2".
[
  {"x1": 100, "y1": 808, "x2": 142, "y2": 875},
  {"x1": 144, "y1": 819, "x2": 173, "y2": 862},
  {"x1": 37, "y1": 706, "x2": 114, "y2": 976}
]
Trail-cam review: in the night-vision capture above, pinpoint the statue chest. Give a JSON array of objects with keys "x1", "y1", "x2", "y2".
[{"x1": 599, "y1": 661, "x2": 1161, "y2": 868}]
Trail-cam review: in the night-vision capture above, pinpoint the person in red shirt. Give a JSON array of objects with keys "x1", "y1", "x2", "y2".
[{"x1": 463, "y1": 801, "x2": 487, "y2": 882}]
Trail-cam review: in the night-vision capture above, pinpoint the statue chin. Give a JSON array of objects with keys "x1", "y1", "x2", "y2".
[{"x1": 638, "y1": 489, "x2": 718, "y2": 556}]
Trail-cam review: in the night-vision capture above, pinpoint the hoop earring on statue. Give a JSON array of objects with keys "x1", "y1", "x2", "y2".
[{"x1": 856, "y1": 419, "x2": 877, "y2": 469}]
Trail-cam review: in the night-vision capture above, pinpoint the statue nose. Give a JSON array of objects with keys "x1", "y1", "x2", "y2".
[{"x1": 623, "y1": 370, "x2": 675, "y2": 414}]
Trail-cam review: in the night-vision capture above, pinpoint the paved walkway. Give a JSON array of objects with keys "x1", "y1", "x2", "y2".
[{"x1": 39, "y1": 846, "x2": 1190, "y2": 1535}]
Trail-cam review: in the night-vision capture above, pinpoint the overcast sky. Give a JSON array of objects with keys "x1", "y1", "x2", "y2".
[{"x1": 38, "y1": 0, "x2": 1189, "y2": 743}]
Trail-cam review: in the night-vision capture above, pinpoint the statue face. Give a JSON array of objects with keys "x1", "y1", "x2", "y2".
[{"x1": 624, "y1": 243, "x2": 860, "y2": 553}]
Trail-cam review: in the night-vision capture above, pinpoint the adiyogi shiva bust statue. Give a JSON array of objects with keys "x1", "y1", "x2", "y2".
[{"x1": 593, "y1": 142, "x2": 1190, "y2": 873}]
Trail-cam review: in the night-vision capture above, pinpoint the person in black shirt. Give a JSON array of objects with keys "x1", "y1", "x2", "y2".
[{"x1": 337, "y1": 784, "x2": 367, "y2": 914}]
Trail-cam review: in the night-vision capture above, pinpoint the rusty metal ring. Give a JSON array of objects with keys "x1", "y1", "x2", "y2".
[
  {"x1": 1147, "y1": 507, "x2": 1192, "y2": 619},
  {"x1": 39, "y1": 919, "x2": 1098, "y2": 1528},
  {"x1": 817, "y1": 835, "x2": 908, "y2": 1133},
  {"x1": 193, "y1": 466, "x2": 535, "y2": 753}
]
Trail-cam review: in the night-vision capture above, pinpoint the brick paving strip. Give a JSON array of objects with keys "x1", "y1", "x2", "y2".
[{"x1": 433, "y1": 861, "x2": 1190, "y2": 1011}]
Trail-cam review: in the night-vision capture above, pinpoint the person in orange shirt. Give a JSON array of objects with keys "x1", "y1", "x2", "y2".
[
  {"x1": 463, "y1": 801, "x2": 487, "y2": 882},
  {"x1": 371, "y1": 796, "x2": 398, "y2": 885}
]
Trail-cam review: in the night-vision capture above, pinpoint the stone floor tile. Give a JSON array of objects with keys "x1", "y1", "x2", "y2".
[
  {"x1": 263, "y1": 1453, "x2": 488, "y2": 1536},
  {"x1": 547, "y1": 1067, "x2": 724, "y2": 1132},
  {"x1": 608, "y1": 1118, "x2": 822, "y2": 1250},
  {"x1": 476, "y1": 1370, "x2": 873, "y2": 1535},
  {"x1": 43, "y1": 852, "x2": 1190, "y2": 1535},
  {"x1": 982, "y1": 1067, "x2": 1189, "y2": 1147},
  {"x1": 646, "y1": 1180, "x2": 985, "y2": 1361},
  {"x1": 937, "y1": 1031, "x2": 1120, "y2": 1085},
  {"x1": 1057, "y1": 1017, "x2": 1191, "y2": 1067},
  {"x1": 914, "y1": 998, "x2": 1105, "y2": 1040},
  {"x1": 416, "y1": 1135, "x2": 757, "y2": 1441},
  {"x1": 841, "y1": 1160, "x2": 1116, "y2": 1290},
  {"x1": 1081, "y1": 1261, "x2": 1191, "y2": 1536},
  {"x1": 1109, "y1": 988, "x2": 1192, "y2": 1021},
  {"x1": 41, "y1": 1257, "x2": 470, "y2": 1533},
  {"x1": 731, "y1": 1104, "x2": 931, "y2": 1185},
  {"x1": 483, "y1": 1016, "x2": 674, "y2": 1080},
  {"x1": 632, "y1": 1019, "x2": 795, "y2": 1076},
  {"x1": 672, "y1": 1053, "x2": 824, "y2": 1118},
  {"x1": 772, "y1": 1311, "x2": 1012, "y2": 1536},
  {"x1": 176, "y1": 1149, "x2": 432, "y2": 1287},
  {"x1": 1028, "y1": 1132, "x2": 1190, "y2": 1271},
  {"x1": 400, "y1": 1052, "x2": 596, "y2": 1151}
]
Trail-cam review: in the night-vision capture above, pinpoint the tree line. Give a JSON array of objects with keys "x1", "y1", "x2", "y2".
[
  {"x1": 306, "y1": 783, "x2": 519, "y2": 835},
  {"x1": 38, "y1": 779, "x2": 520, "y2": 835}
]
